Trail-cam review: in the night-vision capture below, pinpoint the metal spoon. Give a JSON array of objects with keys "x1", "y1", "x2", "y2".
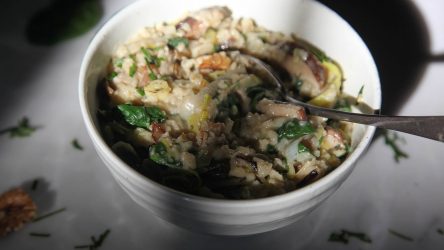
[{"x1": 241, "y1": 54, "x2": 444, "y2": 142}]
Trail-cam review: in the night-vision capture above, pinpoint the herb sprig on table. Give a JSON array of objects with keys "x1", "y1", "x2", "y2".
[
  {"x1": 382, "y1": 129, "x2": 409, "y2": 162},
  {"x1": 329, "y1": 229, "x2": 372, "y2": 244},
  {"x1": 388, "y1": 229, "x2": 414, "y2": 242},
  {"x1": 75, "y1": 229, "x2": 111, "y2": 249},
  {"x1": 0, "y1": 117, "x2": 39, "y2": 138}
]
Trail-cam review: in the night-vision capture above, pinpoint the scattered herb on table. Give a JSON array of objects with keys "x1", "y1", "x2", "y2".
[
  {"x1": 329, "y1": 229, "x2": 372, "y2": 244},
  {"x1": 388, "y1": 229, "x2": 414, "y2": 242},
  {"x1": 72, "y1": 139, "x2": 84, "y2": 150},
  {"x1": 437, "y1": 228, "x2": 444, "y2": 235},
  {"x1": 29, "y1": 232, "x2": 51, "y2": 237},
  {"x1": 31, "y1": 179, "x2": 39, "y2": 191},
  {"x1": 0, "y1": 117, "x2": 39, "y2": 138},
  {"x1": 32, "y1": 207, "x2": 66, "y2": 223},
  {"x1": 74, "y1": 229, "x2": 111, "y2": 249},
  {"x1": 382, "y1": 130, "x2": 409, "y2": 162}
]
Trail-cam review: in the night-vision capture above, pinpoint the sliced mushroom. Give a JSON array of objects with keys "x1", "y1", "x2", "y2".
[{"x1": 256, "y1": 98, "x2": 307, "y2": 120}]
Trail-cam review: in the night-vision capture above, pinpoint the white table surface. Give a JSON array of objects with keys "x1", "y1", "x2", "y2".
[{"x1": 1, "y1": 0, "x2": 443, "y2": 249}]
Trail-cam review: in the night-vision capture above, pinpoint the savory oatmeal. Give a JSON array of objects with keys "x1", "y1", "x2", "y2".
[{"x1": 98, "y1": 6, "x2": 353, "y2": 199}]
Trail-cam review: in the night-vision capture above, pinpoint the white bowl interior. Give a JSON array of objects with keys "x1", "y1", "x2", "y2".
[{"x1": 79, "y1": 0, "x2": 381, "y2": 235}]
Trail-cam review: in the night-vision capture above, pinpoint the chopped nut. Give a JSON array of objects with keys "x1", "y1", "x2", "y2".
[{"x1": 0, "y1": 188, "x2": 37, "y2": 236}]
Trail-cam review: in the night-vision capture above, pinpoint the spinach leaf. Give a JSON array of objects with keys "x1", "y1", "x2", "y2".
[
  {"x1": 167, "y1": 37, "x2": 189, "y2": 48},
  {"x1": 149, "y1": 142, "x2": 180, "y2": 168},
  {"x1": 277, "y1": 120, "x2": 315, "y2": 140},
  {"x1": 26, "y1": 0, "x2": 103, "y2": 46},
  {"x1": 117, "y1": 104, "x2": 165, "y2": 129}
]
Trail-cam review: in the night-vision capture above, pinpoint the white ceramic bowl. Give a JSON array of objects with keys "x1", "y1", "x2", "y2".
[{"x1": 79, "y1": 0, "x2": 381, "y2": 236}]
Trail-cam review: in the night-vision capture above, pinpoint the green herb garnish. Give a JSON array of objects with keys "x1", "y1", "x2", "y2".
[
  {"x1": 72, "y1": 139, "x2": 83, "y2": 150},
  {"x1": 149, "y1": 142, "x2": 180, "y2": 168},
  {"x1": 74, "y1": 229, "x2": 110, "y2": 249},
  {"x1": 26, "y1": 0, "x2": 103, "y2": 46},
  {"x1": 329, "y1": 229, "x2": 372, "y2": 244},
  {"x1": 0, "y1": 117, "x2": 38, "y2": 138},
  {"x1": 106, "y1": 72, "x2": 118, "y2": 80},
  {"x1": 388, "y1": 229, "x2": 414, "y2": 242},
  {"x1": 141, "y1": 47, "x2": 164, "y2": 67},
  {"x1": 33, "y1": 207, "x2": 66, "y2": 223},
  {"x1": 129, "y1": 63, "x2": 137, "y2": 77},
  {"x1": 298, "y1": 143, "x2": 310, "y2": 153},
  {"x1": 136, "y1": 87, "x2": 145, "y2": 96},
  {"x1": 149, "y1": 72, "x2": 157, "y2": 80},
  {"x1": 167, "y1": 37, "x2": 189, "y2": 48},
  {"x1": 29, "y1": 232, "x2": 51, "y2": 237},
  {"x1": 382, "y1": 130, "x2": 409, "y2": 162},
  {"x1": 114, "y1": 58, "x2": 124, "y2": 68},
  {"x1": 117, "y1": 104, "x2": 166, "y2": 129},
  {"x1": 277, "y1": 120, "x2": 315, "y2": 140}
]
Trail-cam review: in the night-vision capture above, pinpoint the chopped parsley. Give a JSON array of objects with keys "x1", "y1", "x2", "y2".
[
  {"x1": 382, "y1": 130, "x2": 409, "y2": 162},
  {"x1": 72, "y1": 139, "x2": 84, "y2": 150},
  {"x1": 32, "y1": 207, "x2": 66, "y2": 223},
  {"x1": 129, "y1": 63, "x2": 137, "y2": 77},
  {"x1": 167, "y1": 37, "x2": 189, "y2": 48},
  {"x1": 277, "y1": 120, "x2": 315, "y2": 140},
  {"x1": 74, "y1": 229, "x2": 110, "y2": 249},
  {"x1": 0, "y1": 117, "x2": 38, "y2": 138},
  {"x1": 329, "y1": 229, "x2": 372, "y2": 244},
  {"x1": 114, "y1": 58, "x2": 124, "y2": 68},
  {"x1": 136, "y1": 87, "x2": 145, "y2": 96},
  {"x1": 106, "y1": 72, "x2": 118, "y2": 80},
  {"x1": 388, "y1": 229, "x2": 414, "y2": 242},
  {"x1": 141, "y1": 47, "x2": 164, "y2": 67}
]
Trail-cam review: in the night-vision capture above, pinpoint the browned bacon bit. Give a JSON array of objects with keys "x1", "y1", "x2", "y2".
[
  {"x1": 176, "y1": 16, "x2": 204, "y2": 39},
  {"x1": 305, "y1": 54, "x2": 326, "y2": 85},
  {"x1": 199, "y1": 53, "x2": 232, "y2": 71},
  {"x1": 151, "y1": 123, "x2": 166, "y2": 142},
  {"x1": 0, "y1": 188, "x2": 37, "y2": 236}
]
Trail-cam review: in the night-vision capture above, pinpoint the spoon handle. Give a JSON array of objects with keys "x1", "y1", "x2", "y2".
[{"x1": 286, "y1": 97, "x2": 444, "y2": 142}]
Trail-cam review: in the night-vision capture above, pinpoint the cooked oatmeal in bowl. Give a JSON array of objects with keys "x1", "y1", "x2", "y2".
[{"x1": 79, "y1": 0, "x2": 380, "y2": 235}]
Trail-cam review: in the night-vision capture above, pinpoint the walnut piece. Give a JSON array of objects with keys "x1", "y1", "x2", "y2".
[{"x1": 0, "y1": 188, "x2": 37, "y2": 236}]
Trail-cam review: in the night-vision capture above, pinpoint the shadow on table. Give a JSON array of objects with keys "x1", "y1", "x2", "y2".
[
  {"x1": 318, "y1": 0, "x2": 444, "y2": 116},
  {"x1": 0, "y1": 0, "x2": 103, "y2": 125}
]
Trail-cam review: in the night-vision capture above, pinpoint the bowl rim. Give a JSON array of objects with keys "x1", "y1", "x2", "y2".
[{"x1": 79, "y1": 0, "x2": 381, "y2": 208}]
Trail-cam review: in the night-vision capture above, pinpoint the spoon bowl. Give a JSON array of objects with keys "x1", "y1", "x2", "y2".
[{"x1": 241, "y1": 53, "x2": 444, "y2": 142}]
